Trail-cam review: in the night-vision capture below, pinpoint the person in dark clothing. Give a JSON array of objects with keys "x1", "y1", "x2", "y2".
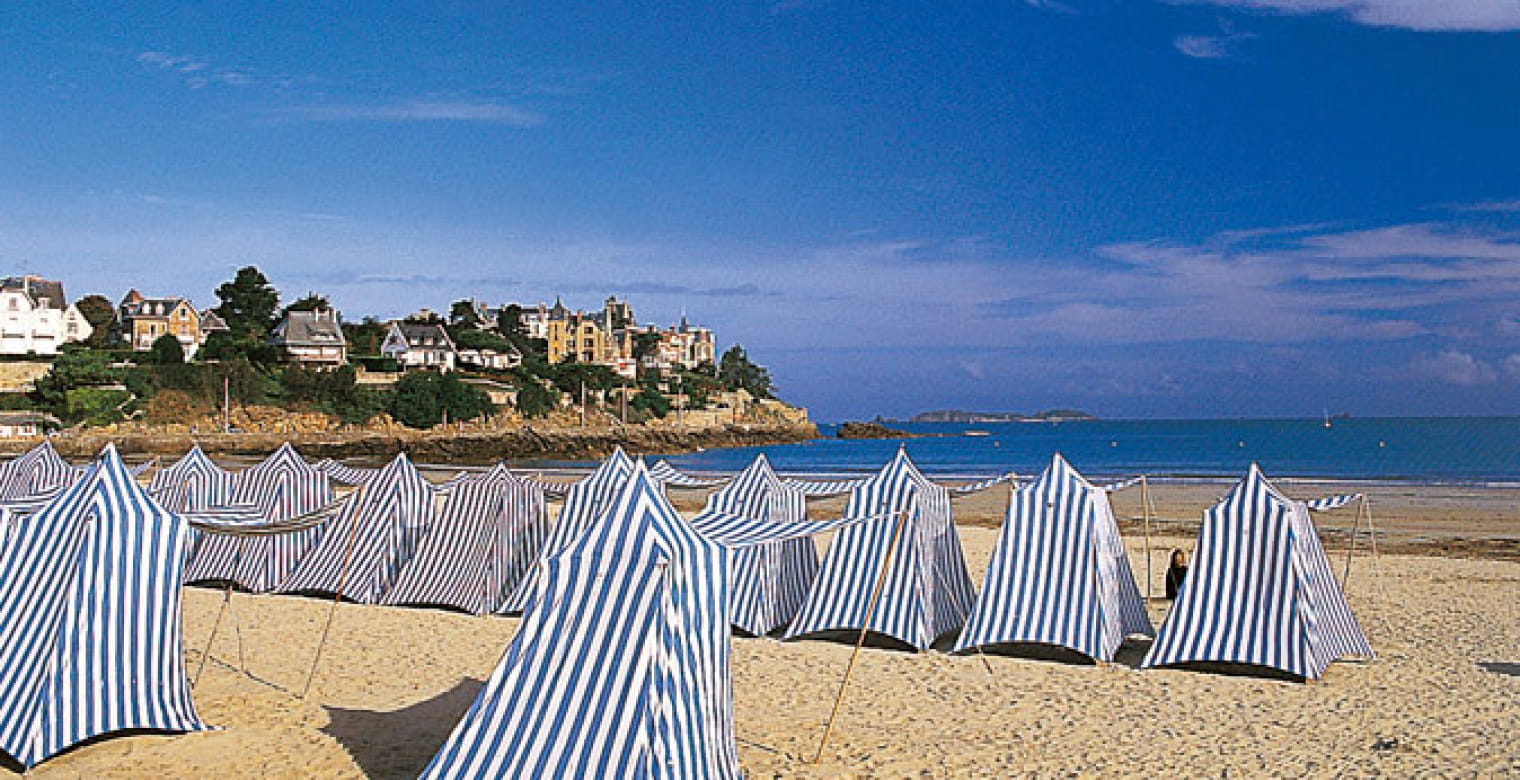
[{"x1": 1164, "y1": 549, "x2": 1188, "y2": 600}]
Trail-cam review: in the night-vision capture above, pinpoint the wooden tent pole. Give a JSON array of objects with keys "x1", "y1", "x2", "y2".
[
  {"x1": 1140, "y1": 476, "x2": 1154, "y2": 604},
  {"x1": 1342, "y1": 494, "x2": 1363, "y2": 584},
  {"x1": 813, "y1": 510, "x2": 907, "y2": 765},
  {"x1": 301, "y1": 485, "x2": 365, "y2": 699},
  {"x1": 193, "y1": 585, "x2": 233, "y2": 687}
]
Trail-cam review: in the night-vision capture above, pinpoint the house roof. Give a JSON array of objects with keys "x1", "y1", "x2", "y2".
[
  {"x1": 272, "y1": 309, "x2": 346, "y2": 347},
  {"x1": 199, "y1": 310, "x2": 229, "y2": 332},
  {"x1": 120, "y1": 295, "x2": 193, "y2": 319},
  {"x1": 389, "y1": 321, "x2": 455, "y2": 351},
  {"x1": 0, "y1": 276, "x2": 67, "y2": 310}
]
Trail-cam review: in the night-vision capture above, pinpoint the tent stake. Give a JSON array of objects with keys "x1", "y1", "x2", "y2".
[
  {"x1": 301, "y1": 485, "x2": 365, "y2": 699},
  {"x1": 813, "y1": 510, "x2": 906, "y2": 765}
]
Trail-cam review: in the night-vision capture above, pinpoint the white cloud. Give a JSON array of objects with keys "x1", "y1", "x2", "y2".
[
  {"x1": 1449, "y1": 198, "x2": 1520, "y2": 213},
  {"x1": 1177, "y1": 1, "x2": 1520, "y2": 32},
  {"x1": 273, "y1": 101, "x2": 545, "y2": 127},
  {"x1": 1504, "y1": 354, "x2": 1520, "y2": 379},
  {"x1": 1408, "y1": 350, "x2": 1496, "y2": 386},
  {"x1": 1174, "y1": 34, "x2": 1234, "y2": 58}
]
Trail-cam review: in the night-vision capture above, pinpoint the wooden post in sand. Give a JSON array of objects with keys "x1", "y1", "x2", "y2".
[
  {"x1": 301, "y1": 485, "x2": 365, "y2": 699},
  {"x1": 1342, "y1": 494, "x2": 1365, "y2": 584},
  {"x1": 813, "y1": 510, "x2": 906, "y2": 765},
  {"x1": 194, "y1": 586, "x2": 233, "y2": 687},
  {"x1": 1140, "y1": 476, "x2": 1155, "y2": 603}
]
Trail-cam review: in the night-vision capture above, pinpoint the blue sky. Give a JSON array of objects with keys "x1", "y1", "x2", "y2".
[{"x1": 3, "y1": 1, "x2": 1520, "y2": 421}]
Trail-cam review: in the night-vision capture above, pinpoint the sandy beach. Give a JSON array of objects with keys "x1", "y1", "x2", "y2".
[{"x1": 15, "y1": 483, "x2": 1520, "y2": 779}]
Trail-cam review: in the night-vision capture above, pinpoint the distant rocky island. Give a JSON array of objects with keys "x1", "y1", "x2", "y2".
[{"x1": 902, "y1": 409, "x2": 1097, "y2": 424}]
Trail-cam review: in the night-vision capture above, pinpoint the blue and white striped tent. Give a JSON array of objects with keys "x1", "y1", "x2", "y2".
[
  {"x1": 149, "y1": 445, "x2": 236, "y2": 512},
  {"x1": 279, "y1": 452, "x2": 436, "y2": 604},
  {"x1": 0, "y1": 444, "x2": 207, "y2": 768},
  {"x1": 782, "y1": 476, "x2": 865, "y2": 497},
  {"x1": 185, "y1": 443, "x2": 333, "y2": 591},
  {"x1": 0, "y1": 439, "x2": 80, "y2": 501},
  {"x1": 496, "y1": 447, "x2": 637, "y2": 614},
  {"x1": 648, "y1": 459, "x2": 729, "y2": 488},
  {"x1": 420, "y1": 461, "x2": 859, "y2": 780},
  {"x1": 381, "y1": 464, "x2": 548, "y2": 614},
  {"x1": 313, "y1": 458, "x2": 380, "y2": 486},
  {"x1": 784, "y1": 447, "x2": 978, "y2": 651},
  {"x1": 693, "y1": 453, "x2": 816, "y2": 636},
  {"x1": 954, "y1": 454, "x2": 1152, "y2": 662},
  {"x1": 1141, "y1": 464, "x2": 1374, "y2": 680}
]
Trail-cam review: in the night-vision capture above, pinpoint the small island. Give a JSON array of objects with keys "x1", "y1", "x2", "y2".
[
  {"x1": 904, "y1": 409, "x2": 1097, "y2": 424},
  {"x1": 835, "y1": 421, "x2": 913, "y2": 439}
]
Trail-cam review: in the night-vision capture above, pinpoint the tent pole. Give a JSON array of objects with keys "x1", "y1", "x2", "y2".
[
  {"x1": 1342, "y1": 494, "x2": 1363, "y2": 584},
  {"x1": 302, "y1": 486, "x2": 365, "y2": 699},
  {"x1": 1140, "y1": 476, "x2": 1154, "y2": 604},
  {"x1": 193, "y1": 585, "x2": 233, "y2": 687},
  {"x1": 813, "y1": 510, "x2": 907, "y2": 765}
]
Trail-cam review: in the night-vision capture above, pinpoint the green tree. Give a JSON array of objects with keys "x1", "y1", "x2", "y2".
[
  {"x1": 213, "y1": 266, "x2": 280, "y2": 339},
  {"x1": 32, "y1": 346, "x2": 125, "y2": 422},
  {"x1": 342, "y1": 317, "x2": 388, "y2": 357},
  {"x1": 389, "y1": 372, "x2": 493, "y2": 429},
  {"x1": 494, "y1": 304, "x2": 526, "y2": 338},
  {"x1": 149, "y1": 333, "x2": 185, "y2": 364},
  {"x1": 717, "y1": 344, "x2": 773, "y2": 399},
  {"x1": 198, "y1": 330, "x2": 280, "y2": 366},
  {"x1": 283, "y1": 292, "x2": 330, "y2": 315},
  {"x1": 448, "y1": 299, "x2": 481, "y2": 328},
  {"x1": 513, "y1": 379, "x2": 557, "y2": 418},
  {"x1": 630, "y1": 383, "x2": 670, "y2": 419},
  {"x1": 74, "y1": 294, "x2": 118, "y2": 349}
]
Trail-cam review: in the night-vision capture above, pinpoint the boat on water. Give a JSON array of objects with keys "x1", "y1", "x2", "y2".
[{"x1": 964, "y1": 430, "x2": 991, "y2": 437}]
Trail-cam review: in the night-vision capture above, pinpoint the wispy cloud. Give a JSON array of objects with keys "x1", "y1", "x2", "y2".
[
  {"x1": 1447, "y1": 198, "x2": 1520, "y2": 213},
  {"x1": 1173, "y1": 19, "x2": 1257, "y2": 59},
  {"x1": 136, "y1": 50, "x2": 257, "y2": 89},
  {"x1": 1173, "y1": 1, "x2": 1520, "y2": 32},
  {"x1": 1409, "y1": 350, "x2": 1496, "y2": 386},
  {"x1": 271, "y1": 100, "x2": 545, "y2": 127}
]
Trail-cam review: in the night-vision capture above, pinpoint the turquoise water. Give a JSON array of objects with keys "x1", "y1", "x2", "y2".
[{"x1": 649, "y1": 418, "x2": 1520, "y2": 484}]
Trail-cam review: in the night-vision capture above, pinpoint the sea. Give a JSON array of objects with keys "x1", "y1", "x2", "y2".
[{"x1": 636, "y1": 417, "x2": 1520, "y2": 486}]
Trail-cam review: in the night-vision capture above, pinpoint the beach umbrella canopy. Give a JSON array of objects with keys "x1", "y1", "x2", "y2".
[
  {"x1": 0, "y1": 445, "x2": 207, "y2": 768},
  {"x1": 784, "y1": 446, "x2": 977, "y2": 651},
  {"x1": 954, "y1": 453, "x2": 1152, "y2": 662},
  {"x1": 1140, "y1": 463, "x2": 1374, "y2": 680}
]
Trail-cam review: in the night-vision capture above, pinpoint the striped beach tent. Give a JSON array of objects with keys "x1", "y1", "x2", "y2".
[
  {"x1": 496, "y1": 447, "x2": 637, "y2": 614},
  {"x1": 954, "y1": 454, "x2": 1152, "y2": 662},
  {"x1": 381, "y1": 464, "x2": 548, "y2": 614},
  {"x1": 149, "y1": 445, "x2": 235, "y2": 512},
  {"x1": 278, "y1": 452, "x2": 436, "y2": 603},
  {"x1": 0, "y1": 445, "x2": 207, "y2": 768},
  {"x1": 784, "y1": 447, "x2": 977, "y2": 651},
  {"x1": 419, "y1": 461, "x2": 858, "y2": 780},
  {"x1": 313, "y1": 458, "x2": 380, "y2": 486},
  {"x1": 782, "y1": 476, "x2": 865, "y2": 497},
  {"x1": 185, "y1": 443, "x2": 333, "y2": 591},
  {"x1": 0, "y1": 439, "x2": 80, "y2": 501},
  {"x1": 648, "y1": 459, "x2": 729, "y2": 488},
  {"x1": 1141, "y1": 464, "x2": 1374, "y2": 680},
  {"x1": 692, "y1": 453, "x2": 815, "y2": 636}
]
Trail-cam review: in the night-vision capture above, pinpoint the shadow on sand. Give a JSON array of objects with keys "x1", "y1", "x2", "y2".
[
  {"x1": 322, "y1": 677, "x2": 484, "y2": 780},
  {"x1": 1478, "y1": 661, "x2": 1520, "y2": 677}
]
